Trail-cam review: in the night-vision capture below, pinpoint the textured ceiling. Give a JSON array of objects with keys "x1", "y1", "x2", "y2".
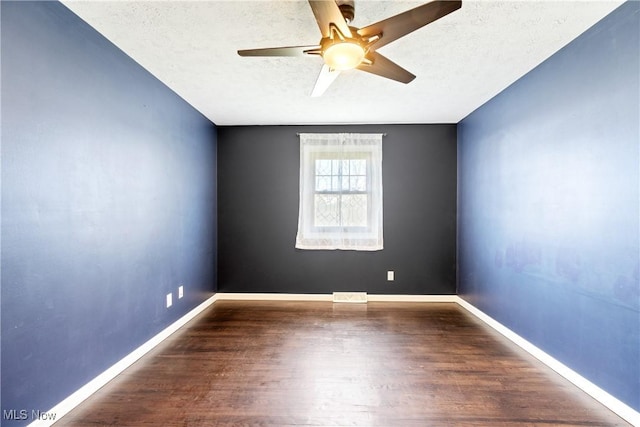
[{"x1": 61, "y1": 0, "x2": 623, "y2": 125}]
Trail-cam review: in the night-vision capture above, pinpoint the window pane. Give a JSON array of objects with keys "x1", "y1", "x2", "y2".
[
  {"x1": 331, "y1": 176, "x2": 340, "y2": 191},
  {"x1": 341, "y1": 195, "x2": 368, "y2": 227},
  {"x1": 332, "y1": 159, "x2": 342, "y2": 176},
  {"x1": 351, "y1": 176, "x2": 366, "y2": 191},
  {"x1": 341, "y1": 159, "x2": 350, "y2": 176},
  {"x1": 341, "y1": 176, "x2": 350, "y2": 192},
  {"x1": 316, "y1": 159, "x2": 332, "y2": 176},
  {"x1": 315, "y1": 176, "x2": 331, "y2": 191},
  {"x1": 314, "y1": 194, "x2": 340, "y2": 227},
  {"x1": 351, "y1": 159, "x2": 366, "y2": 175}
]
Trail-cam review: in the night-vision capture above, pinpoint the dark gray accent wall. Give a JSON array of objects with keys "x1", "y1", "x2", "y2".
[
  {"x1": 1, "y1": 2, "x2": 217, "y2": 423},
  {"x1": 458, "y1": 2, "x2": 639, "y2": 411},
  {"x1": 218, "y1": 125, "x2": 456, "y2": 294}
]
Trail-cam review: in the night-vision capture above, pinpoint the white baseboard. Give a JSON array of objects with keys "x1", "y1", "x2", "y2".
[
  {"x1": 455, "y1": 296, "x2": 640, "y2": 427},
  {"x1": 215, "y1": 292, "x2": 333, "y2": 301},
  {"x1": 29, "y1": 294, "x2": 218, "y2": 427},
  {"x1": 367, "y1": 294, "x2": 457, "y2": 302},
  {"x1": 215, "y1": 292, "x2": 458, "y2": 303}
]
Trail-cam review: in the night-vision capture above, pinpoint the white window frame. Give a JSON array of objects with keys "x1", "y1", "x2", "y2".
[{"x1": 295, "y1": 133, "x2": 383, "y2": 251}]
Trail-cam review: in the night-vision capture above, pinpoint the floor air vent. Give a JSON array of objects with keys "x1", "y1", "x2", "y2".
[{"x1": 332, "y1": 292, "x2": 368, "y2": 303}]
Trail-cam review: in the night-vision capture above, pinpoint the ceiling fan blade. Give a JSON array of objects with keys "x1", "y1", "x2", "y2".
[
  {"x1": 356, "y1": 52, "x2": 415, "y2": 84},
  {"x1": 238, "y1": 45, "x2": 321, "y2": 57},
  {"x1": 311, "y1": 64, "x2": 341, "y2": 97},
  {"x1": 357, "y1": 0, "x2": 461, "y2": 50},
  {"x1": 308, "y1": 0, "x2": 353, "y2": 38}
]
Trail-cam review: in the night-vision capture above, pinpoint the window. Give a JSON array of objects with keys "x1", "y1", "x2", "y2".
[
  {"x1": 295, "y1": 133, "x2": 383, "y2": 250},
  {"x1": 314, "y1": 156, "x2": 369, "y2": 228}
]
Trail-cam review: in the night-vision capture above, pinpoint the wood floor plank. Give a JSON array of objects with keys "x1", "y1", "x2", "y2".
[{"x1": 54, "y1": 301, "x2": 630, "y2": 426}]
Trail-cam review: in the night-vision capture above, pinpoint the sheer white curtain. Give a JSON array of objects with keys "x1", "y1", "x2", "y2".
[{"x1": 295, "y1": 133, "x2": 383, "y2": 251}]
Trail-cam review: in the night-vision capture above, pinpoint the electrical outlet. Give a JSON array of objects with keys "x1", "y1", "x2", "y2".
[
  {"x1": 178, "y1": 285, "x2": 184, "y2": 299},
  {"x1": 166, "y1": 293, "x2": 173, "y2": 308},
  {"x1": 387, "y1": 271, "x2": 395, "y2": 281}
]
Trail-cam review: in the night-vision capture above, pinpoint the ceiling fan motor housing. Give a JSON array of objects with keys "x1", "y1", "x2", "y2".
[{"x1": 337, "y1": 0, "x2": 355, "y2": 23}]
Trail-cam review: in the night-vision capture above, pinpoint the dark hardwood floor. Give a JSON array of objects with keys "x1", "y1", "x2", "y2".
[{"x1": 55, "y1": 301, "x2": 630, "y2": 426}]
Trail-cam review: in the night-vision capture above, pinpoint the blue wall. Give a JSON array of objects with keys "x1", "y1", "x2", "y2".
[
  {"x1": 1, "y1": 1, "x2": 217, "y2": 423},
  {"x1": 458, "y1": 2, "x2": 639, "y2": 411}
]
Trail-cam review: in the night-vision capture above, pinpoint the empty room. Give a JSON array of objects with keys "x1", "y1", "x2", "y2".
[{"x1": 1, "y1": 0, "x2": 638, "y2": 426}]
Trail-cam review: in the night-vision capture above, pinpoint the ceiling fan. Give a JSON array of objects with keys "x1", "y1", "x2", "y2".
[{"x1": 238, "y1": 0, "x2": 462, "y2": 97}]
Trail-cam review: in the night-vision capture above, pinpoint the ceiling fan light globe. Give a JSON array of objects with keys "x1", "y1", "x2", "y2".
[{"x1": 323, "y1": 42, "x2": 365, "y2": 71}]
